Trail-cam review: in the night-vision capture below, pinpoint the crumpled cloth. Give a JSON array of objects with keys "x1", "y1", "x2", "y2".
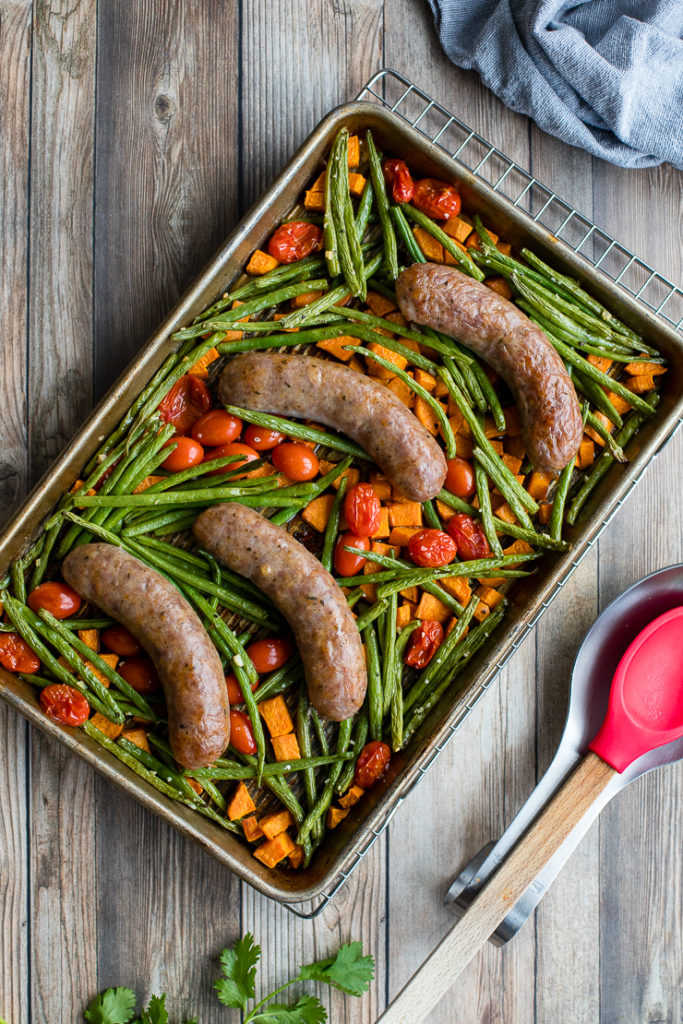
[{"x1": 426, "y1": 0, "x2": 683, "y2": 168}]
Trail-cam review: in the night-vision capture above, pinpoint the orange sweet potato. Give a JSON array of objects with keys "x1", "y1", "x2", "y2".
[
  {"x1": 271, "y1": 733, "x2": 301, "y2": 762},
  {"x1": 415, "y1": 592, "x2": 451, "y2": 623},
  {"x1": 242, "y1": 815, "x2": 264, "y2": 842},
  {"x1": 315, "y1": 334, "x2": 357, "y2": 361},
  {"x1": 247, "y1": 249, "x2": 280, "y2": 275},
  {"x1": 89, "y1": 713, "x2": 124, "y2": 741},
  {"x1": 228, "y1": 781, "x2": 256, "y2": 821},
  {"x1": 253, "y1": 831, "x2": 297, "y2": 868},
  {"x1": 260, "y1": 808, "x2": 295, "y2": 840},
  {"x1": 301, "y1": 494, "x2": 335, "y2": 533},
  {"x1": 259, "y1": 695, "x2": 294, "y2": 738}
]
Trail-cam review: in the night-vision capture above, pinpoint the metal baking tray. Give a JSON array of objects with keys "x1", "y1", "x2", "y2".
[{"x1": 2, "y1": 84, "x2": 682, "y2": 914}]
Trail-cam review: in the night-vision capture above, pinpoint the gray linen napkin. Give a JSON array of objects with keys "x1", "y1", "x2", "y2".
[{"x1": 427, "y1": 0, "x2": 683, "y2": 168}]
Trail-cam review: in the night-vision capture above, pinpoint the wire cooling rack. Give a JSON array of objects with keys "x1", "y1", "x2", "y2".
[{"x1": 283, "y1": 68, "x2": 683, "y2": 919}]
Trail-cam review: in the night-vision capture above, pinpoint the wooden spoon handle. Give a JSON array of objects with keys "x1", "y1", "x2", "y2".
[{"x1": 377, "y1": 752, "x2": 616, "y2": 1024}]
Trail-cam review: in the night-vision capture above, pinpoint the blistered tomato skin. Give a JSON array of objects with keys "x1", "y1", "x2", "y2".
[
  {"x1": 272, "y1": 442, "x2": 319, "y2": 482},
  {"x1": 445, "y1": 457, "x2": 476, "y2": 499},
  {"x1": 118, "y1": 656, "x2": 160, "y2": 695},
  {"x1": 40, "y1": 684, "x2": 90, "y2": 726},
  {"x1": 161, "y1": 436, "x2": 204, "y2": 472},
  {"x1": 268, "y1": 221, "x2": 323, "y2": 263},
  {"x1": 344, "y1": 483, "x2": 381, "y2": 537},
  {"x1": 404, "y1": 620, "x2": 444, "y2": 669},
  {"x1": 101, "y1": 625, "x2": 142, "y2": 657},
  {"x1": 354, "y1": 740, "x2": 391, "y2": 788},
  {"x1": 412, "y1": 178, "x2": 462, "y2": 220},
  {"x1": 407, "y1": 528, "x2": 457, "y2": 568},
  {"x1": 0, "y1": 632, "x2": 41, "y2": 673},
  {"x1": 229, "y1": 709, "x2": 257, "y2": 755},
  {"x1": 246, "y1": 637, "x2": 293, "y2": 674},
  {"x1": 382, "y1": 159, "x2": 415, "y2": 204},
  {"x1": 243, "y1": 424, "x2": 285, "y2": 451},
  {"x1": 27, "y1": 581, "x2": 82, "y2": 619},
  {"x1": 191, "y1": 409, "x2": 242, "y2": 447},
  {"x1": 205, "y1": 441, "x2": 259, "y2": 477},
  {"x1": 334, "y1": 532, "x2": 371, "y2": 577},
  {"x1": 448, "y1": 513, "x2": 491, "y2": 561},
  {"x1": 158, "y1": 374, "x2": 212, "y2": 434}
]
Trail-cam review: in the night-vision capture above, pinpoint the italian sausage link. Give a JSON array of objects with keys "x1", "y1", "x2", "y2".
[
  {"x1": 62, "y1": 544, "x2": 229, "y2": 768},
  {"x1": 396, "y1": 264, "x2": 583, "y2": 473},
  {"x1": 218, "y1": 352, "x2": 447, "y2": 502},
  {"x1": 193, "y1": 504, "x2": 367, "y2": 721}
]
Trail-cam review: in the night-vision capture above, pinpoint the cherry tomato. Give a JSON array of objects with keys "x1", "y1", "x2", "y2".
[
  {"x1": 344, "y1": 483, "x2": 381, "y2": 537},
  {"x1": 161, "y1": 435, "x2": 204, "y2": 472},
  {"x1": 448, "y1": 513, "x2": 491, "y2": 561},
  {"x1": 40, "y1": 683, "x2": 90, "y2": 727},
  {"x1": 408, "y1": 528, "x2": 457, "y2": 567},
  {"x1": 205, "y1": 441, "x2": 259, "y2": 477},
  {"x1": 229, "y1": 709, "x2": 257, "y2": 755},
  {"x1": 382, "y1": 159, "x2": 415, "y2": 204},
  {"x1": 272, "y1": 442, "x2": 319, "y2": 482},
  {"x1": 246, "y1": 637, "x2": 293, "y2": 674},
  {"x1": 412, "y1": 178, "x2": 461, "y2": 220},
  {"x1": 101, "y1": 625, "x2": 142, "y2": 657},
  {"x1": 334, "y1": 532, "x2": 371, "y2": 577},
  {"x1": 242, "y1": 424, "x2": 285, "y2": 451},
  {"x1": 444, "y1": 457, "x2": 476, "y2": 499},
  {"x1": 404, "y1": 620, "x2": 444, "y2": 669},
  {"x1": 354, "y1": 740, "x2": 391, "y2": 788},
  {"x1": 191, "y1": 409, "x2": 242, "y2": 447},
  {"x1": 28, "y1": 581, "x2": 81, "y2": 619},
  {"x1": 267, "y1": 221, "x2": 323, "y2": 263},
  {"x1": 118, "y1": 656, "x2": 160, "y2": 695},
  {"x1": 0, "y1": 632, "x2": 40, "y2": 673},
  {"x1": 158, "y1": 374, "x2": 212, "y2": 434},
  {"x1": 225, "y1": 672, "x2": 259, "y2": 704}
]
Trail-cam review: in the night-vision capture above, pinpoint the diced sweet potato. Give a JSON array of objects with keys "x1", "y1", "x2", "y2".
[
  {"x1": 473, "y1": 601, "x2": 491, "y2": 623},
  {"x1": 387, "y1": 501, "x2": 423, "y2": 528},
  {"x1": 318, "y1": 460, "x2": 360, "y2": 490},
  {"x1": 121, "y1": 727, "x2": 150, "y2": 753},
  {"x1": 228, "y1": 781, "x2": 256, "y2": 821},
  {"x1": 475, "y1": 585, "x2": 505, "y2": 610},
  {"x1": 288, "y1": 844, "x2": 305, "y2": 869},
  {"x1": 414, "y1": 396, "x2": 442, "y2": 435},
  {"x1": 260, "y1": 808, "x2": 295, "y2": 840},
  {"x1": 501, "y1": 453, "x2": 523, "y2": 475},
  {"x1": 189, "y1": 346, "x2": 221, "y2": 378},
  {"x1": 89, "y1": 712, "x2": 124, "y2": 741},
  {"x1": 247, "y1": 249, "x2": 280, "y2": 275},
  {"x1": 396, "y1": 602, "x2": 417, "y2": 629},
  {"x1": 301, "y1": 494, "x2": 335, "y2": 533},
  {"x1": 348, "y1": 172, "x2": 367, "y2": 196},
  {"x1": 242, "y1": 815, "x2": 264, "y2": 842},
  {"x1": 366, "y1": 342, "x2": 408, "y2": 379},
  {"x1": 415, "y1": 592, "x2": 451, "y2": 623},
  {"x1": 526, "y1": 470, "x2": 553, "y2": 502},
  {"x1": 488, "y1": 438, "x2": 504, "y2": 456},
  {"x1": 537, "y1": 502, "x2": 553, "y2": 525},
  {"x1": 371, "y1": 508, "x2": 390, "y2": 539},
  {"x1": 603, "y1": 390, "x2": 632, "y2": 415},
  {"x1": 624, "y1": 360, "x2": 666, "y2": 376},
  {"x1": 626, "y1": 374, "x2": 655, "y2": 394},
  {"x1": 338, "y1": 784, "x2": 365, "y2": 809},
  {"x1": 494, "y1": 502, "x2": 517, "y2": 525},
  {"x1": 586, "y1": 412, "x2": 614, "y2": 446},
  {"x1": 486, "y1": 277, "x2": 513, "y2": 300},
  {"x1": 442, "y1": 215, "x2": 473, "y2": 243},
  {"x1": 577, "y1": 436, "x2": 595, "y2": 469},
  {"x1": 496, "y1": 242, "x2": 512, "y2": 257},
  {"x1": 399, "y1": 586, "x2": 419, "y2": 602},
  {"x1": 86, "y1": 653, "x2": 119, "y2": 688},
  {"x1": 587, "y1": 354, "x2": 612, "y2": 374},
  {"x1": 187, "y1": 777, "x2": 203, "y2": 796},
  {"x1": 435, "y1": 499, "x2": 456, "y2": 522},
  {"x1": 259, "y1": 695, "x2": 294, "y2": 738},
  {"x1": 413, "y1": 227, "x2": 443, "y2": 262},
  {"x1": 504, "y1": 435, "x2": 526, "y2": 460},
  {"x1": 368, "y1": 471, "x2": 392, "y2": 500},
  {"x1": 454, "y1": 433, "x2": 474, "y2": 458},
  {"x1": 347, "y1": 135, "x2": 360, "y2": 167},
  {"x1": 315, "y1": 335, "x2": 357, "y2": 361},
  {"x1": 133, "y1": 475, "x2": 165, "y2": 494},
  {"x1": 271, "y1": 732, "x2": 301, "y2": 762},
  {"x1": 414, "y1": 368, "x2": 437, "y2": 392},
  {"x1": 444, "y1": 242, "x2": 470, "y2": 265},
  {"x1": 78, "y1": 629, "x2": 99, "y2": 652},
  {"x1": 385, "y1": 375, "x2": 414, "y2": 407},
  {"x1": 327, "y1": 805, "x2": 350, "y2": 829},
  {"x1": 304, "y1": 190, "x2": 325, "y2": 211},
  {"x1": 253, "y1": 831, "x2": 297, "y2": 868},
  {"x1": 360, "y1": 582, "x2": 377, "y2": 602},
  {"x1": 439, "y1": 576, "x2": 472, "y2": 605},
  {"x1": 371, "y1": 541, "x2": 399, "y2": 558},
  {"x1": 365, "y1": 291, "x2": 397, "y2": 316},
  {"x1": 466, "y1": 227, "x2": 499, "y2": 250},
  {"x1": 384, "y1": 310, "x2": 408, "y2": 327},
  {"x1": 388, "y1": 526, "x2": 422, "y2": 547},
  {"x1": 291, "y1": 290, "x2": 324, "y2": 307}
]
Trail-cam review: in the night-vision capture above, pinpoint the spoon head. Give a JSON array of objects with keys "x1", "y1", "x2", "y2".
[{"x1": 589, "y1": 607, "x2": 683, "y2": 771}]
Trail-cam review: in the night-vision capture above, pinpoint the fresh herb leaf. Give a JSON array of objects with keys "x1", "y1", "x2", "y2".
[
  {"x1": 298, "y1": 942, "x2": 375, "y2": 997},
  {"x1": 84, "y1": 987, "x2": 137, "y2": 1024},
  {"x1": 249, "y1": 994, "x2": 327, "y2": 1024},
  {"x1": 135, "y1": 993, "x2": 169, "y2": 1024},
  {"x1": 215, "y1": 932, "x2": 261, "y2": 1010}
]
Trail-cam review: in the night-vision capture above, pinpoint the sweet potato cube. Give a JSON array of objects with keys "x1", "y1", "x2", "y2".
[
  {"x1": 360, "y1": 582, "x2": 377, "y2": 602},
  {"x1": 338, "y1": 784, "x2": 365, "y2": 809},
  {"x1": 476, "y1": 585, "x2": 505, "y2": 610},
  {"x1": 486, "y1": 277, "x2": 513, "y2": 300},
  {"x1": 413, "y1": 227, "x2": 443, "y2": 262},
  {"x1": 387, "y1": 502, "x2": 423, "y2": 528},
  {"x1": 302, "y1": 494, "x2": 335, "y2": 533},
  {"x1": 454, "y1": 433, "x2": 474, "y2": 458},
  {"x1": 505, "y1": 435, "x2": 526, "y2": 461},
  {"x1": 577, "y1": 436, "x2": 595, "y2": 469},
  {"x1": 443, "y1": 216, "x2": 473, "y2": 243},
  {"x1": 466, "y1": 227, "x2": 499, "y2": 250},
  {"x1": 78, "y1": 629, "x2": 99, "y2": 652},
  {"x1": 89, "y1": 713, "x2": 124, "y2": 741},
  {"x1": 435, "y1": 499, "x2": 456, "y2": 522},
  {"x1": 415, "y1": 592, "x2": 451, "y2": 623},
  {"x1": 384, "y1": 310, "x2": 408, "y2": 327},
  {"x1": 587, "y1": 354, "x2": 612, "y2": 373},
  {"x1": 604, "y1": 390, "x2": 632, "y2": 415},
  {"x1": 414, "y1": 368, "x2": 436, "y2": 392},
  {"x1": 371, "y1": 508, "x2": 390, "y2": 539},
  {"x1": 348, "y1": 172, "x2": 367, "y2": 196},
  {"x1": 189, "y1": 345, "x2": 221, "y2": 377},
  {"x1": 347, "y1": 135, "x2": 360, "y2": 167},
  {"x1": 371, "y1": 541, "x2": 399, "y2": 558},
  {"x1": 242, "y1": 815, "x2": 264, "y2": 843},
  {"x1": 327, "y1": 805, "x2": 350, "y2": 829},
  {"x1": 228, "y1": 781, "x2": 256, "y2": 821},
  {"x1": 501, "y1": 453, "x2": 523, "y2": 475},
  {"x1": 304, "y1": 190, "x2": 326, "y2": 211},
  {"x1": 624, "y1": 360, "x2": 666, "y2": 376},
  {"x1": 366, "y1": 342, "x2": 408, "y2": 379},
  {"x1": 439, "y1": 576, "x2": 472, "y2": 605},
  {"x1": 271, "y1": 733, "x2": 301, "y2": 762},
  {"x1": 494, "y1": 502, "x2": 517, "y2": 525},
  {"x1": 627, "y1": 374, "x2": 655, "y2": 394},
  {"x1": 121, "y1": 727, "x2": 150, "y2": 753},
  {"x1": 537, "y1": 501, "x2": 553, "y2": 525},
  {"x1": 260, "y1": 808, "x2": 295, "y2": 840},
  {"x1": 388, "y1": 526, "x2": 422, "y2": 547},
  {"x1": 133, "y1": 474, "x2": 165, "y2": 494},
  {"x1": 586, "y1": 412, "x2": 614, "y2": 447},
  {"x1": 86, "y1": 652, "x2": 119, "y2": 688},
  {"x1": 527, "y1": 471, "x2": 553, "y2": 502},
  {"x1": 259, "y1": 695, "x2": 294, "y2": 738},
  {"x1": 366, "y1": 291, "x2": 397, "y2": 316},
  {"x1": 414, "y1": 396, "x2": 442, "y2": 436},
  {"x1": 502, "y1": 539, "x2": 534, "y2": 566},
  {"x1": 396, "y1": 602, "x2": 417, "y2": 629},
  {"x1": 368, "y1": 472, "x2": 392, "y2": 501},
  {"x1": 186, "y1": 777, "x2": 203, "y2": 796},
  {"x1": 444, "y1": 241, "x2": 470, "y2": 265},
  {"x1": 385, "y1": 375, "x2": 414, "y2": 407},
  {"x1": 253, "y1": 831, "x2": 297, "y2": 869},
  {"x1": 288, "y1": 844, "x2": 305, "y2": 869},
  {"x1": 291, "y1": 290, "x2": 324, "y2": 308},
  {"x1": 496, "y1": 242, "x2": 512, "y2": 257},
  {"x1": 315, "y1": 334, "x2": 357, "y2": 361},
  {"x1": 399, "y1": 586, "x2": 419, "y2": 603},
  {"x1": 318, "y1": 459, "x2": 360, "y2": 490},
  {"x1": 247, "y1": 249, "x2": 280, "y2": 275}
]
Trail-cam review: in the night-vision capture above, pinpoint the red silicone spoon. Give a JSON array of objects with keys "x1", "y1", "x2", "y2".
[{"x1": 378, "y1": 606, "x2": 683, "y2": 1024}]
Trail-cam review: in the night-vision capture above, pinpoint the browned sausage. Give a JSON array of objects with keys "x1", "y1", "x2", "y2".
[
  {"x1": 218, "y1": 352, "x2": 447, "y2": 502},
  {"x1": 62, "y1": 543, "x2": 229, "y2": 769},
  {"x1": 396, "y1": 264, "x2": 583, "y2": 473},
  {"x1": 193, "y1": 504, "x2": 367, "y2": 721}
]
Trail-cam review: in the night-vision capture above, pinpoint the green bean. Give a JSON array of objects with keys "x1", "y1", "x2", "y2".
[
  {"x1": 472, "y1": 446, "x2": 535, "y2": 529},
  {"x1": 122, "y1": 508, "x2": 199, "y2": 537},
  {"x1": 403, "y1": 595, "x2": 479, "y2": 715},
  {"x1": 366, "y1": 277, "x2": 398, "y2": 305},
  {"x1": 546, "y1": 332, "x2": 654, "y2": 416},
  {"x1": 297, "y1": 686, "x2": 322, "y2": 840},
  {"x1": 332, "y1": 128, "x2": 365, "y2": 299},
  {"x1": 490, "y1": 515, "x2": 570, "y2": 551},
  {"x1": 585, "y1": 410, "x2": 627, "y2": 462},
  {"x1": 471, "y1": 360, "x2": 506, "y2": 433},
  {"x1": 296, "y1": 718, "x2": 353, "y2": 847},
  {"x1": 254, "y1": 656, "x2": 303, "y2": 703},
  {"x1": 355, "y1": 178, "x2": 375, "y2": 239},
  {"x1": 549, "y1": 457, "x2": 575, "y2": 542},
  {"x1": 391, "y1": 622, "x2": 420, "y2": 750},
  {"x1": 329, "y1": 308, "x2": 441, "y2": 373},
  {"x1": 402, "y1": 205, "x2": 485, "y2": 281},
  {"x1": 310, "y1": 705, "x2": 330, "y2": 758},
  {"x1": 422, "y1": 499, "x2": 442, "y2": 530},
  {"x1": 364, "y1": 624, "x2": 383, "y2": 742},
  {"x1": 229, "y1": 253, "x2": 327, "y2": 302},
  {"x1": 436, "y1": 488, "x2": 478, "y2": 516},
  {"x1": 390, "y1": 205, "x2": 426, "y2": 263},
  {"x1": 119, "y1": 737, "x2": 205, "y2": 804},
  {"x1": 334, "y1": 709, "x2": 368, "y2": 796},
  {"x1": 323, "y1": 146, "x2": 341, "y2": 279},
  {"x1": 187, "y1": 752, "x2": 349, "y2": 783},
  {"x1": 572, "y1": 369, "x2": 624, "y2": 429},
  {"x1": 278, "y1": 251, "x2": 382, "y2": 329},
  {"x1": 10, "y1": 559, "x2": 26, "y2": 604},
  {"x1": 354, "y1": 601, "x2": 388, "y2": 632},
  {"x1": 321, "y1": 473, "x2": 348, "y2": 573},
  {"x1": 475, "y1": 459, "x2": 504, "y2": 557},
  {"x1": 366, "y1": 131, "x2": 399, "y2": 281},
  {"x1": 380, "y1": 593, "x2": 398, "y2": 717},
  {"x1": 173, "y1": 280, "x2": 330, "y2": 341},
  {"x1": 221, "y1": 404, "x2": 369, "y2": 460},
  {"x1": 59, "y1": 617, "x2": 116, "y2": 630}
]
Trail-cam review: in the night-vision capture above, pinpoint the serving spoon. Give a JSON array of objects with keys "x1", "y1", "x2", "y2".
[{"x1": 377, "y1": 599, "x2": 683, "y2": 1024}]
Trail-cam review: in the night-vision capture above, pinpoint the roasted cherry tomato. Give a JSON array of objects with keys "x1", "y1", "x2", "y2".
[
  {"x1": 225, "y1": 672, "x2": 258, "y2": 704},
  {"x1": 158, "y1": 374, "x2": 212, "y2": 434},
  {"x1": 404, "y1": 620, "x2": 444, "y2": 669},
  {"x1": 382, "y1": 158, "x2": 415, "y2": 204},
  {"x1": 408, "y1": 528, "x2": 457, "y2": 567},
  {"x1": 161, "y1": 435, "x2": 204, "y2": 472},
  {"x1": 272, "y1": 442, "x2": 319, "y2": 482},
  {"x1": 242, "y1": 424, "x2": 285, "y2": 451},
  {"x1": 448, "y1": 512, "x2": 491, "y2": 561},
  {"x1": 28, "y1": 581, "x2": 81, "y2": 619},
  {"x1": 444, "y1": 456, "x2": 476, "y2": 499},
  {"x1": 246, "y1": 637, "x2": 293, "y2": 674},
  {"x1": 344, "y1": 483, "x2": 381, "y2": 537},
  {"x1": 229, "y1": 709, "x2": 257, "y2": 755},
  {"x1": 267, "y1": 221, "x2": 323, "y2": 264},
  {"x1": 205, "y1": 441, "x2": 259, "y2": 477},
  {"x1": 40, "y1": 683, "x2": 90, "y2": 726},
  {"x1": 334, "y1": 532, "x2": 371, "y2": 577},
  {"x1": 412, "y1": 178, "x2": 461, "y2": 220},
  {"x1": 0, "y1": 632, "x2": 40, "y2": 673},
  {"x1": 118, "y1": 656, "x2": 160, "y2": 695},
  {"x1": 354, "y1": 740, "x2": 391, "y2": 788},
  {"x1": 101, "y1": 625, "x2": 142, "y2": 657},
  {"x1": 191, "y1": 409, "x2": 242, "y2": 447}
]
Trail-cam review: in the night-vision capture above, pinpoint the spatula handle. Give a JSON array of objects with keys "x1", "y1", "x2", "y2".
[{"x1": 377, "y1": 752, "x2": 616, "y2": 1024}]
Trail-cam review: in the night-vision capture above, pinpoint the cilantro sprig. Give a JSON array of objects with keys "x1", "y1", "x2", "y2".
[{"x1": 84, "y1": 988, "x2": 196, "y2": 1024}]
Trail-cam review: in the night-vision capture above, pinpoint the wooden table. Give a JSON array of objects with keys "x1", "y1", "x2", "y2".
[{"x1": 2, "y1": 3, "x2": 682, "y2": 1021}]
